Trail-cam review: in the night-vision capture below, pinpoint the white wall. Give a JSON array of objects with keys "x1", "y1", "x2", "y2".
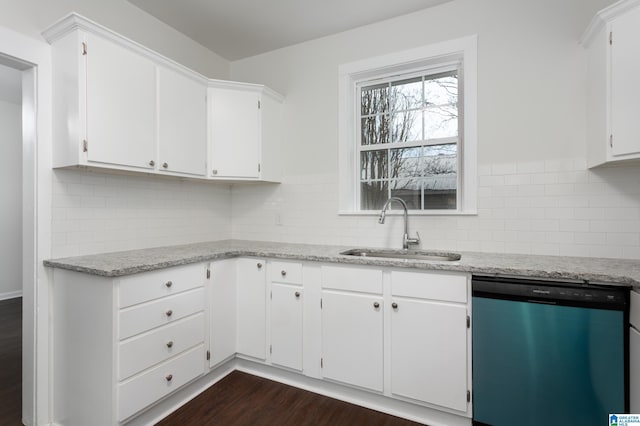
[
  {"x1": 0, "y1": 0, "x2": 230, "y2": 78},
  {"x1": 229, "y1": 0, "x2": 640, "y2": 259},
  {"x1": 0, "y1": 97, "x2": 22, "y2": 298},
  {"x1": 0, "y1": 1, "x2": 235, "y2": 258}
]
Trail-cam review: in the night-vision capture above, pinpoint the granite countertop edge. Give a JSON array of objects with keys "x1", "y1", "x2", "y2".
[{"x1": 43, "y1": 239, "x2": 640, "y2": 287}]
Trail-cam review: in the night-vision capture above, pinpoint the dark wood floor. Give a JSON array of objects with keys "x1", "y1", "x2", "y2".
[
  {"x1": 0, "y1": 298, "x2": 22, "y2": 426},
  {"x1": 157, "y1": 371, "x2": 425, "y2": 426}
]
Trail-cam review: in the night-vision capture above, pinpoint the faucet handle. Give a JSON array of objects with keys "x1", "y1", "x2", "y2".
[
  {"x1": 415, "y1": 231, "x2": 421, "y2": 243},
  {"x1": 406, "y1": 231, "x2": 421, "y2": 247}
]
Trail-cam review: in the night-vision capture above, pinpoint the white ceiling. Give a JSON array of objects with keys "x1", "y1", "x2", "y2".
[
  {"x1": 127, "y1": 0, "x2": 452, "y2": 61},
  {"x1": 0, "y1": 63, "x2": 22, "y2": 104}
]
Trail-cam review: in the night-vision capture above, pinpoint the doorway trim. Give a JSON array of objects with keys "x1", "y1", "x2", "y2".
[{"x1": 0, "y1": 26, "x2": 52, "y2": 426}]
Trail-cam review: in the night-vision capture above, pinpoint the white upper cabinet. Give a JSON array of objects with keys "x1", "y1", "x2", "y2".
[
  {"x1": 208, "y1": 81, "x2": 283, "y2": 182},
  {"x1": 158, "y1": 66, "x2": 207, "y2": 176},
  {"x1": 85, "y1": 33, "x2": 157, "y2": 169},
  {"x1": 582, "y1": 0, "x2": 640, "y2": 167},
  {"x1": 43, "y1": 13, "x2": 281, "y2": 182}
]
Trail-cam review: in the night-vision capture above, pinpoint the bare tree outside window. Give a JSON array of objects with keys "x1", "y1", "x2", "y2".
[{"x1": 358, "y1": 70, "x2": 459, "y2": 210}]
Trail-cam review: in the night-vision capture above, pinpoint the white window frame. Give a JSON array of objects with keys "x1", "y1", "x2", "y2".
[{"x1": 338, "y1": 35, "x2": 477, "y2": 215}]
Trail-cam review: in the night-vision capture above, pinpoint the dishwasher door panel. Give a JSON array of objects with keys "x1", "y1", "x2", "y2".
[{"x1": 472, "y1": 296, "x2": 625, "y2": 426}]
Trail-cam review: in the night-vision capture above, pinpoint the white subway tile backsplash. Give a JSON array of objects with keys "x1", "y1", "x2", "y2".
[{"x1": 51, "y1": 157, "x2": 640, "y2": 260}]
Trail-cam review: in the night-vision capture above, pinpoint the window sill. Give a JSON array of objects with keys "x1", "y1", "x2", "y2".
[{"x1": 338, "y1": 210, "x2": 478, "y2": 217}]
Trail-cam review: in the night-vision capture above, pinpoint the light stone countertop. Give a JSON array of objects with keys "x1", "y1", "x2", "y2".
[{"x1": 43, "y1": 239, "x2": 640, "y2": 287}]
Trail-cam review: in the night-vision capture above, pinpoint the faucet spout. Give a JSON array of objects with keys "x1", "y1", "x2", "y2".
[{"x1": 378, "y1": 197, "x2": 421, "y2": 249}]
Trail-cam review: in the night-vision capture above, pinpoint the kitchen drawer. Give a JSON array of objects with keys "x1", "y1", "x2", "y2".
[
  {"x1": 321, "y1": 265, "x2": 382, "y2": 294},
  {"x1": 391, "y1": 270, "x2": 468, "y2": 303},
  {"x1": 119, "y1": 287, "x2": 204, "y2": 339},
  {"x1": 631, "y1": 290, "x2": 640, "y2": 329},
  {"x1": 118, "y1": 344, "x2": 205, "y2": 421},
  {"x1": 119, "y1": 263, "x2": 205, "y2": 308},
  {"x1": 271, "y1": 261, "x2": 302, "y2": 284},
  {"x1": 119, "y1": 313, "x2": 204, "y2": 380}
]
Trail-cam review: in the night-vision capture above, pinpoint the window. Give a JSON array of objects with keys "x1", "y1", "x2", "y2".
[{"x1": 338, "y1": 36, "x2": 477, "y2": 215}]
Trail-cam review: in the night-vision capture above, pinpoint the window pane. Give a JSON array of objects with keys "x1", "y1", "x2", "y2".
[
  {"x1": 361, "y1": 83, "x2": 389, "y2": 115},
  {"x1": 360, "y1": 181, "x2": 388, "y2": 210},
  {"x1": 423, "y1": 144, "x2": 457, "y2": 210},
  {"x1": 391, "y1": 110, "x2": 421, "y2": 143},
  {"x1": 360, "y1": 150, "x2": 388, "y2": 180},
  {"x1": 424, "y1": 105, "x2": 458, "y2": 139},
  {"x1": 391, "y1": 77, "x2": 422, "y2": 111},
  {"x1": 391, "y1": 179, "x2": 421, "y2": 210},
  {"x1": 390, "y1": 147, "x2": 422, "y2": 178},
  {"x1": 424, "y1": 72, "x2": 458, "y2": 106},
  {"x1": 361, "y1": 115, "x2": 390, "y2": 145}
]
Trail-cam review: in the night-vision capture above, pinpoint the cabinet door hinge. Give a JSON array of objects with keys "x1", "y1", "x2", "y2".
[
  {"x1": 82, "y1": 42, "x2": 87, "y2": 55},
  {"x1": 609, "y1": 31, "x2": 613, "y2": 45},
  {"x1": 82, "y1": 140, "x2": 88, "y2": 152},
  {"x1": 321, "y1": 358, "x2": 323, "y2": 368},
  {"x1": 258, "y1": 100, "x2": 261, "y2": 109},
  {"x1": 610, "y1": 134, "x2": 613, "y2": 148},
  {"x1": 206, "y1": 350, "x2": 210, "y2": 361},
  {"x1": 206, "y1": 268, "x2": 211, "y2": 279},
  {"x1": 466, "y1": 315, "x2": 470, "y2": 329},
  {"x1": 270, "y1": 290, "x2": 272, "y2": 300},
  {"x1": 467, "y1": 390, "x2": 471, "y2": 402},
  {"x1": 320, "y1": 298, "x2": 323, "y2": 309},
  {"x1": 258, "y1": 163, "x2": 261, "y2": 173},
  {"x1": 270, "y1": 345, "x2": 272, "y2": 354}
]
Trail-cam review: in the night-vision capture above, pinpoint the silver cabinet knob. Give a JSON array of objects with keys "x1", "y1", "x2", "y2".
[
  {"x1": 257, "y1": 262, "x2": 263, "y2": 269},
  {"x1": 162, "y1": 162, "x2": 168, "y2": 169},
  {"x1": 392, "y1": 302, "x2": 398, "y2": 309},
  {"x1": 281, "y1": 270, "x2": 287, "y2": 277},
  {"x1": 165, "y1": 374, "x2": 173, "y2": 382},
  {"x1": 295, "y1": 291, "x2": 300, "y2": 298},
  {"x1": 166, "y1": 341, "x2": 173, "y2": 348},
  {"x1": 165, "y1": 310, "x2": 173, "y2": 317},
  {"x1": 212, "y1": 169, "x2": 218, "y2": 175},
  {"x1": 165, "y1": 281, "x2": 173, "y2": 288},
  {"x1": 373, "y1": 302, "x2": 380, "y2": 309},
  {"x1": 149, "y1": 160, "x2": 155, "y2": 167}
]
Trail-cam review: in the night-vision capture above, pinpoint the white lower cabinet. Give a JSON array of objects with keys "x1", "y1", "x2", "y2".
[
  {"x1": 209, "y1": 259, "x2": 237, "y2": 367},
  {"x1": 321, "y1": 290, "x2": 384, "y2": 392},
  {"x1": 270, "y1": 283, "x2": 303, "y2": 370},
  {"x1": 236, "y1": 258, "x2": 267, "y2": 359},
  {"x1": 52, "y1": 263, "x2": 208, "y2": 426}
]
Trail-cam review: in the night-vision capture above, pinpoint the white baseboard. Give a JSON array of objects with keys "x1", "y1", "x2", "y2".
[
  {"x1": 0, "y1": 290, "x2": 22, "y2": 301},
  {"x1": 123, "y1": 359, "x2": 471, "y2": 426}
]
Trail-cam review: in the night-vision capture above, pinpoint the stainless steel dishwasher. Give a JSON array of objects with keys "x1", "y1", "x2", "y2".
[{"x1": 472, "y1": 275, "x2": 629, "y2": 426}]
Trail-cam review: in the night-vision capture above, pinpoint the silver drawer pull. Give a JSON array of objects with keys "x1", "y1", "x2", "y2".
[
  {"x1": 257, "y1": 262, "x2": 263, "y2": 269},
  {"x1": 373, "y1": 302, "x2": 380, "y2": 309},
  {"x1": 165, "y1": 281, "x2": 173, "y2": 288},
  {"x1": 295, "y1": 291, "x2": 300, "y2": 298},
  {"x1": 165, "y1": 310, "x2": 173, "y2": 317},
  {"x1": 166, "y1": 341, "x2": 174, "y2": 348},
  {"x1": 165, "y1": 374, "x2": 173, "y2": 382},
  {"x1": 281, "y1": 270, "x2": 287, "y2": 277}
]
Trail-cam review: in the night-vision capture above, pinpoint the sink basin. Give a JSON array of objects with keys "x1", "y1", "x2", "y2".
[{"x1": 340, "y1": 248, "x2": 461, "y2": 262}]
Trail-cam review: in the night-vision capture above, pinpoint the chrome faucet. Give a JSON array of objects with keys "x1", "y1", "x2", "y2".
[{"x1": 378, "y1": 197, "x2": 421, "y2": 250}]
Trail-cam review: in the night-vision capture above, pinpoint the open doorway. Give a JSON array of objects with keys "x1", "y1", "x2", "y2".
[
  {"x1": 0, "y1": 59, "x2": 24, "y2": 425},
  {"x1": 0, "y1": 62, "x2": 23, "y2": 424}
]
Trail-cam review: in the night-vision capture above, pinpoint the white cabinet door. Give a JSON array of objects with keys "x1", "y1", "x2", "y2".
[
  {"x1": 631, "y1": 327, "x2": 640, "y2": 413},
  {"x1": 209, "y1": 87, "x2": 260, "y2": 178},
  {"x1": 85, "y1": 32, "x2": 156, "y2": 169},
  {"x1": 321, "y1": 290, "x2": 383, "y2": 392},
  {"x1": 158, "y1": 67, "x2": 207, "y2": 176},
  {"x1": 390, "y1": 298, "x2": 468, "y2": 412},
  {"x1": 610, "y1": 6, "x2": 640, "y2": 157},
  {"x1": 209, "y1": 259, "x2": 237, "y2": 367},
  {"x1": 270, "y1": 283, "x2": 303, "y2": 370},
  {"x1": 236, "y1": 258, "x2": 267, "y2": 359}
]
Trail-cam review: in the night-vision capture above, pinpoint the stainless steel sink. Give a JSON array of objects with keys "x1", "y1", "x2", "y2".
[{"x1": 340, "y1": 248, "x2": 461, "y2": 262}]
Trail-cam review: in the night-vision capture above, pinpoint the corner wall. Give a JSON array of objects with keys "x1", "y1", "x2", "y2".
[{"x1": 228, "y1": 0, "x2": 640, "y2": 259}]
